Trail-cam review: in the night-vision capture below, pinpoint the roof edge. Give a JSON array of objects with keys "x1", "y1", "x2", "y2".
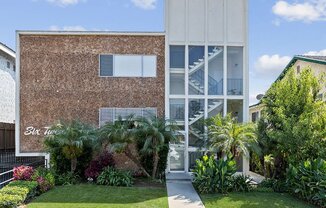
[
  {"x1": 0, "y1": 43, "x2": 16, "y2": 58},
  {"x1": 17, "y1": 30, "x2": 166, "y2": 36}
]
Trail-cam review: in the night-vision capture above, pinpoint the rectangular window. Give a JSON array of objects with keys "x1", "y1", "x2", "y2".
[
  {"x1": 227, "y1": 47, "x2": 243, "y2": 95},
  {"x1": 251, "y1": 112, "x2": 259, "y2": 122},
  {"x1": 99, "y1": 108, "x2": 157, "y2": 127},
  {"x1": 100, "y1": 55, "x2": 113, "y2": 76},
  {"x1": 7, "y1": 61, "x2": 10, "y2": 69},
  {"x1": 170, "y1": 46, "x2": 185, "y2": 69},
  {"x1": 100, "y1": 55, "x2": 156, "y2": 77}
]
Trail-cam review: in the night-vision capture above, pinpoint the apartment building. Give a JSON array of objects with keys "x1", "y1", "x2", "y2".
[{"x1": 16, "y1": 0, "x2": 249, "y2": 173}]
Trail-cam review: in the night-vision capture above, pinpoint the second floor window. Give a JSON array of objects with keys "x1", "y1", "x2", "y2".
[{"x1": 100, "y1": 54, "x2": 157, "y2": 77}]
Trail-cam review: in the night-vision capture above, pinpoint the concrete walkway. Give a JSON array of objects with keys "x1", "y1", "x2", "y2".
[{"x1": 166, "y1": 173, "x2": 205, "y2": 208}]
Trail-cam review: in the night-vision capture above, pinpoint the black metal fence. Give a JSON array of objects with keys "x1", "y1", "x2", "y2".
[{"x1": 0, "y1": 151, "x2": 46, "y2": 188}]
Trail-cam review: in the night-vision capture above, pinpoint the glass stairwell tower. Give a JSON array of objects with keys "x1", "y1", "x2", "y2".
[{"x1": 165, "y1": 0, "x2": 249, "y2": 173}]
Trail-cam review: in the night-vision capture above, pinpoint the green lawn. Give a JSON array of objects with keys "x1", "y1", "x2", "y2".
[
  {"x1": 201, "y1": 192, "x2": 316, "y2": 208},
  {"x1": 28, "y1": 184, "x2": 168, "y2": 208}
]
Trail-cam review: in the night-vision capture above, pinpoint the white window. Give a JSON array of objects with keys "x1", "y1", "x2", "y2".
[
  {"x1": 100, "y1": 55, "x2": 157, "y2": 77},
  {"x1": 99, "y1": 108, "x2": 157, "y2": 127}
]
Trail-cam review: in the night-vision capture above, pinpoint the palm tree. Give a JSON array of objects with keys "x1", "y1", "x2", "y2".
[
  {"x1": 99, "y1": 115, "x2": 151, "y2": 178},
  {"x1": 136, "y1": 117, "x2": 177, "y2": 179},
  {"x1": 207, "y1": 114, "x2": 259, "y2": 159},
  {"x1": 44, "y1": 120, "x2": 97, "y2": 173}
]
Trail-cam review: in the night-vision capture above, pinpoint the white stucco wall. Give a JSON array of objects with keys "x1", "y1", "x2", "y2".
[{"x1": 0, "y1": 51, "x2": 16, "y2": 123}]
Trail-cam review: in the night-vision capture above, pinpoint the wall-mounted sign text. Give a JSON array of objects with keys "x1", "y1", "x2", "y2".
[{"x1": 24, "y1": 126, "x2": 56, "y2": 136}]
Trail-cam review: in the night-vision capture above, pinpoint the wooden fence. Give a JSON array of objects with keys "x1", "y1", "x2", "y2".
[{"x1": 0, "y1": 123, "x2": 15, "y2": 151}]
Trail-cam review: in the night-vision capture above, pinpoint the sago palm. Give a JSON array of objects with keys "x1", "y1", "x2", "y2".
[
  {"x1": 136, "y1": 117, "x2": 177, "y2": 179},
  {"x1": 99, "y1": 115, "x2": 151, "y2": 178},
  {"x1": 45, "y1": 120, "x2": 97, "y2": 173},
  {"x1": 207, "y1": 114, "x2": 259, "y2": 158}
]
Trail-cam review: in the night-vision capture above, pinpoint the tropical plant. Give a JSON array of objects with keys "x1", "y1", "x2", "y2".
[
  {"x1": 99, "y1": 116, "x2": 150, "y2": 178},
  {"x1": 207, "y1": 114, "x2": 259, "y2": 159},
  {"x1": 44, "y1": 120, "x2": 97, "y2": 173},
  {"x1": 193, "y1": 155, "x2": 237, "y2": 194},
  {"x1": 231, "y1": 174, "x2": 253, "y2": 192},
  {"x1": 97, "y1": 167, "x2": 133, "y2": 187},
  {"x1": 54, "y1": 172, "x2": 81, "y2": 186},
  {"x1": 136, "y1": 117, "x2": 177, "y2": 179},
  {"x1": 287, "y1": 158, "x2": 326, "y2": 207},
  {"x1": 84, "y1": 151, "x2": 115, "y2": 181}
]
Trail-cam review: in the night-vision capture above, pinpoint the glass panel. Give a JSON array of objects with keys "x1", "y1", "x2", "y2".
[
  {"x1": 208, "y1": 46, "x2": 224, "y2": 95},
  {"x1": 170, "y1": 46, "x2": 185, "y2": 69},
  {"x1": 170, "y1": 73, "x2": 185, "y2": 95},
  {"x1": 227, "y1": 47, "x2": 243, "y2": 95},
  {"x1": 170, "y1": 99, "x2": 185, "y2": 128},
  {"x1": 114, "y1": 55, "x2": 142, "y2": 77},
  {"x1": 227, "y1": 100, "x2": 243, "y2": 123},
  {"x1": 189, "y1": 46, "x2": 205, "y2": 95},
  {"x1": 143, "y1": 56, "x2": 157, "y2": 77},
  {"x1": 208, "y1": 99, "x2": 224, "y2": 118},
  {"x1": 189, "y1": 99, "x2": 205, "y2": 147},
  {"x1": 100, "y1": 55, "x2": 113, "y2": 76},
  {"x1": 188, "y1": 151, "x2": 204, "y2": 172},
  {"x1": 170, "y1": 144, "x2": 185, "y2": 171}
]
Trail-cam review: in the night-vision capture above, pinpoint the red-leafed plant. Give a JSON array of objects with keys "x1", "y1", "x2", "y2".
[
  {"x1": 13, "y1": 166, "x2": 34, "y2": 181},
  {"x1": 84, "y1": 151, "x2": 115, "y2": 181}
]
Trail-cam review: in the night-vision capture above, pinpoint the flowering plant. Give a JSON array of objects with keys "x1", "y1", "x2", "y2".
[{"x1": 13, "y1": 166, "x2": 34, "y2": 181}]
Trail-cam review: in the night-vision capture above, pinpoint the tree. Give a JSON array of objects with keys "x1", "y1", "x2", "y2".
[
  {"x1": 99, "y1": 116, "x2": 151, "y2": 178},
  {"x1": 260, "y1": 67, "x2": 326, "y2": 177},
  {"x1": 207, "y1": 114, "x2": 259, "y2": 159},
  {"x1": 44, "y1": 120, "x2": 97, "y2": 173},
  {"x1": 136, "y1": 117, "x2": 177, "y2": 179}
]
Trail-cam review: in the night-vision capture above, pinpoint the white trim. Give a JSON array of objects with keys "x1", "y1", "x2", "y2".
[
  {"x1": 0, "y1": 44, "x2": 16, "y2": 59},
  {"x1": 17, "y1": 31, "x2": 165, "y2": 36}
]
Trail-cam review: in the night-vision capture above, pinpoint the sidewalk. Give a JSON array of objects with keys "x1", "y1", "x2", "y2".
[{"x1": 166, "y1": 180, "x2": 205, "y2": 208}]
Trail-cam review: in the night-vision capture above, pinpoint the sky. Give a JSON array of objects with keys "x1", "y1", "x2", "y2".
[{"x1": 1, "y1": 0, "x2": 326, "y2": 105}]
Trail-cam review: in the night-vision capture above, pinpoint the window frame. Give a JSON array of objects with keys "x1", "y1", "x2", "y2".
[{"x1": 99, "y1": 54, "x2": 157, "y2": 78}]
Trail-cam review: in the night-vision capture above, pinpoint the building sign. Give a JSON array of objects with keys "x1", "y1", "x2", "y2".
[{"x1": 24, "y1": 126, "x2": 56, "y2": 136}]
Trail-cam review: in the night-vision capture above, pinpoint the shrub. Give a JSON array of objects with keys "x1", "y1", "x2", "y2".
[
  {"x1": 7, "y1": 180, "x2": 38, "y2": 199},
  {"x1": 13, "y1": 166, "x2": 34, "y2": 181},
  {"x1": 31, "y1": 167, "x2": 55, "y2": 193},
  {"x1": 97, "y1": 167, "x2": 133, "y2": 187},
  {"x1": 0, "y1": 186, "x2": 29, "y2": 201},
  {"x1": 84, "y1": 151, "x2": 115, "y2": 181},
  {"x1": 231, "y1": 175, "x2": 253, "y2": 192},
  {"x1": 0, "y1": 193, "x2": 23, "y2": 208},
  {"x1": 54, "y1": 172, "x2": 81, "y2": 186},
  {"x1": 193, "y1": 155, "x2": 236, "y2": 194},
  {"x1": 287, "y1": 158, "x2": 326, "y2": 207},
  {"x1": 258, "y1": 178, "x2": 287, "y2": 193}
]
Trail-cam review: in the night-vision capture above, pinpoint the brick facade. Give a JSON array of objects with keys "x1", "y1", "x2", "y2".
[{"x1": 19, "y1": 34, "x2": 165, "y2": 154}]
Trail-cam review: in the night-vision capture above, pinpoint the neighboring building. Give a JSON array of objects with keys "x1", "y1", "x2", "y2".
[
  {"x1": 0, "y1": 43, "x2": 16, "y2": 124},
  {"x1": 16, "y1": 0, "x2": 249, "y2": 174},
  {"x1": 249, "y1": 55, "x2": 326, "y2": 122}
]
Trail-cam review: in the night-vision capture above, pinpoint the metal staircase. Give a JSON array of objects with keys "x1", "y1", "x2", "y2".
[
  {"x1": 189, "y1": 100, "x2": 223, "y2": 125},
  {"x1": 188, "y1": 47, "x2": 223, "y2": 75},
  {"x1": 188, "y1": 47, "x2": 223, "y2": 95}
]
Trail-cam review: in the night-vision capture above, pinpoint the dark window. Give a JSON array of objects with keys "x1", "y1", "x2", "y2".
[
  {"x1": 170, "y1": 46, "x2": 185, "y2": 68},
  {"x1": 100, "y1": 55, "x2": 113, "y2": 76},
  {"x1": 297, "y1": 65, "x2": 301, "y2": 74},
  {"x1": 13, "y1": 65, "x2": 16, "y2": 72},
  {"x1": 251, "y1": 112, "x2": 259, "y2": 122},
  {"x1": 7, "y1": 61, "x2": 10, "y2": 69}
]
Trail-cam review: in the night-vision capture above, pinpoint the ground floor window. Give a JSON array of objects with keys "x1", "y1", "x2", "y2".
[{"x1": 99, "y1": 108, "x2": 157, "y2": 127}]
